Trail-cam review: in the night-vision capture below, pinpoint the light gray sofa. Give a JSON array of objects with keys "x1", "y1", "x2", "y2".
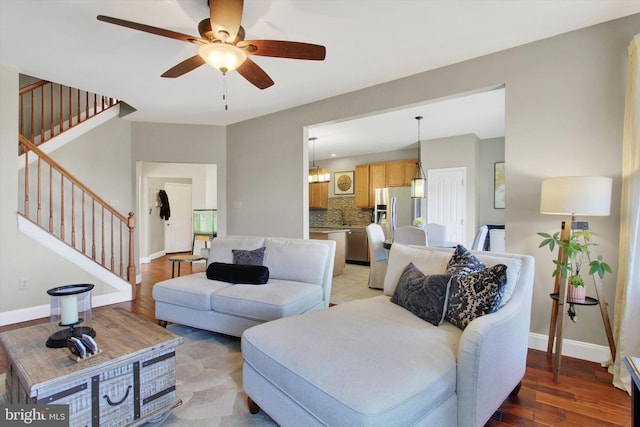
[
  {"x1": 152, "y1": 236, "x2": 336, "y2": 337},
  {"x1": 241, "y1": 243, "x2": 535, "y2": 427}
]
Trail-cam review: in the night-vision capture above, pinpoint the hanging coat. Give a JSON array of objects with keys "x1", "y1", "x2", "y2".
[{"x1": 158, "y1": 190, "x2": 171, "y2": 220}]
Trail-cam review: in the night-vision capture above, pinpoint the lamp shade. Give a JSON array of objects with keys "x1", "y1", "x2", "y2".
[
  {"x1": 198, "y1": 43, "x2": 247, "y2": 73},
  {"x1": 540, "y1": 176, "x2": 612, "y2": 216}
]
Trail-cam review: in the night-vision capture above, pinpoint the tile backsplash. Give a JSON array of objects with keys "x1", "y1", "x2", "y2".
[{"x1": 309, "y1": 197, "x2": 374, "y2": 227}]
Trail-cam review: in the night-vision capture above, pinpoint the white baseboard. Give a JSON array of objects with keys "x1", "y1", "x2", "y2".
[
  {"x1": 140, "y1": 251, "x2": 165, "y2": 264},
  {"x1": 528, "y1": 332, "x2": 611, "y2": 363},
  {"x1": 0, "y1": 292, "x2": 131, "y2": 326}
]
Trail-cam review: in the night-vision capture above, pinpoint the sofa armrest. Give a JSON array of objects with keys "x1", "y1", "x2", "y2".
[{"x1": 455, "y1": 255, "x2": 534, "y2": 427}]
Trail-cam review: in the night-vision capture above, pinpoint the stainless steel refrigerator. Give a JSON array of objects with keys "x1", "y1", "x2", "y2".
[{"x1": 374, "y1": 187, "x2": 417, "y2": 241}]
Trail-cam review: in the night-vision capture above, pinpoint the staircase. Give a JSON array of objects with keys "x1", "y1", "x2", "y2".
[{"x1": 17, "y1": 80, "x2": 136, "y2": 289}]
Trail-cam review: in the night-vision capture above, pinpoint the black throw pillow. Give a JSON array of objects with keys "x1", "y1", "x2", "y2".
[
  {"x1": 206, "y1": 262, "x2": 270, "y2": 284},
  {"x1": 391, "y1": 263, "x2": 452, "y2": 326}
]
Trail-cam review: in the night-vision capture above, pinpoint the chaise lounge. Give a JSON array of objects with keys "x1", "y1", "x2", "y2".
[{"x1": 241, "y1": 243, "x2": 535, "y2": 426}]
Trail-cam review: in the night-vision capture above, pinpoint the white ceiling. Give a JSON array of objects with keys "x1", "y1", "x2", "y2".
[
  {"x1": 309, "y1": 87, "x2": 505, "y2": 160},
  {"x1": 2, "y1": 1, "x2": 639, "y2": 158}
]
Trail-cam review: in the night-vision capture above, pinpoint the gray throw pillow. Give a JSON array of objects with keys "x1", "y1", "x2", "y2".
[
  {"x1": 445, "y1": 244, "x2": 485, "y2": 276},
  {"x1": 232, "y1": 247, "x2": 266, "y2": 265},
  {"x1": 445, "y1": 263, "x2": 508, "y2": 330},
  {"x1": 391, "y1": 263, "x2": 452, "y2": 326}
]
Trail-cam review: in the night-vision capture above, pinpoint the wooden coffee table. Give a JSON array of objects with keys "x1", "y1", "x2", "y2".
[{"x1": 0, "y1": 307, "x2": 183, "y2": 427}]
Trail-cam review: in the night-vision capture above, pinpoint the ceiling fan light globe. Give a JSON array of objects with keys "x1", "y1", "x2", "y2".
[{"x1": 198, "y1": 43, "x2": 247, "y2": 73}]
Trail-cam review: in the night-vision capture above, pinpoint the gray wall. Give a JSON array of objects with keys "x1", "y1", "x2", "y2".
[
  {"x1": 226, "y1": 15, "x2": 640, "y2": 346},
  {"x1": 131, "y1": 122, "x2": 227, "y2": 240}
]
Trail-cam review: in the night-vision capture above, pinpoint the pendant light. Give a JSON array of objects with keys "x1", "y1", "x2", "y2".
[
  {"x1": 411, "y1": 116, "x2": 427, "y2": 198},
  {"x1": 308, "y1": 137, "x2": 330, "y2": 183}
]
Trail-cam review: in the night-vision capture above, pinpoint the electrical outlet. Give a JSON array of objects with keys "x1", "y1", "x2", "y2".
[{"x1": 19, "y1": 279, "x2": 28, "y2": 290}]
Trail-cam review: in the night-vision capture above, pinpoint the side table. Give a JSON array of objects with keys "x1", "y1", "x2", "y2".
[
  {"x1": 625, "y1": 356, "x2": 640, "y2": 427},
  {"x1": 168, "y1": 254, "x2": 205, "y2": 278}
]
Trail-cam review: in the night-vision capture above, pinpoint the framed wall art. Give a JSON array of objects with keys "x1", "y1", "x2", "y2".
[
  {"x1": 494, "y1": 162, "x2": 505, "y2": 209},
  {"x1": 334, "y1": 171, "x2": 354, "y2": 195}
]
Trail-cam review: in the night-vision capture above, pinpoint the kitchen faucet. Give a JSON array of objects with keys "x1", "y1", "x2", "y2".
[{"x1": 335, "y1": 209, "x2": 345, "y2": 226}]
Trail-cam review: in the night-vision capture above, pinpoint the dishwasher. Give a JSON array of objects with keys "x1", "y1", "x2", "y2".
[{"x1": 346, "y1": 227, "x2": 369, "y2": 265}]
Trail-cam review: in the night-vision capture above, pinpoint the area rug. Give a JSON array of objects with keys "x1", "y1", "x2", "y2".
[
  {"x1": 161, "y1": 324, "x2": 277, "y2": 426},
  {"x1": 0, "y1": 324, "x2": 277, "y2": 426}
]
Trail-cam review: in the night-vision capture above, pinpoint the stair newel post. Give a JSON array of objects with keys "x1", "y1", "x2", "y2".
[
  {"x1": 24, "y1": 143, "x2": 29, "y2": 217},
  {"x1": 127, "y1": 212, "x2": 137, "y2": 293}
]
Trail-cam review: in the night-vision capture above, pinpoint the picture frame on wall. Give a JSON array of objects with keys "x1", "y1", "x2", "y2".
[
  {"x1": 494, "y1": 162, "x2": 505, "y2": 209},
  {"x1": 334, "y1": 171, "x2": 354, "y2": 195}
]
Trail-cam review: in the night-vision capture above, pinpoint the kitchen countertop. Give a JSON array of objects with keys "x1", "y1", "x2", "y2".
[{"x1": 309, "y1": 227, "x2": 351, "y2": 234}]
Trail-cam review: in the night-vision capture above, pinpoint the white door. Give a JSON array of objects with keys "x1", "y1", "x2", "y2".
[
  {"x1": 164, "y1": 182, "x2": 192, "y2": 253},
  {"x1": 427, "y1": 167, "x2": 466, "y2": 244}
]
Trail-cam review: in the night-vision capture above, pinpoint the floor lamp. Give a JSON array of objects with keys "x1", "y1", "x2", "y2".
[{"x1": 540, "y1": 176, "x2": 615, "y2": 382}]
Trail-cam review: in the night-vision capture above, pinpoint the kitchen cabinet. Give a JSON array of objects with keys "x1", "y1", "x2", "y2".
[
  {"x1": 355, "y1": 164, "x2": 371, "y2": 208},
  {"x1": 355, "y1": 159, "x2": 418, "y2": 208},
  {"x1": 309, "y1": 182, "x2": 328, "y2": 209},
  {"x1": 386, "y1": 159, "x2": 419, "y2": 187},
  {"x1": 385, "y1": 160, "x2": 405, "y2": 187},
  {"x1": 403, "y1": 160, "x2": 419, "y2": 186}
]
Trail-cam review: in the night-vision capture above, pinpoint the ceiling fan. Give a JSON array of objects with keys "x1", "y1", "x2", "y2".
[{"x1": 97, "y1": 0, "x2": 326, "y2": 90}]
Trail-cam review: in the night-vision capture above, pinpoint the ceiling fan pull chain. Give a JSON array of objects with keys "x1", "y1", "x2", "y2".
[{"x1": 223, "y1": 75, "x2": 229, "y2": 111}]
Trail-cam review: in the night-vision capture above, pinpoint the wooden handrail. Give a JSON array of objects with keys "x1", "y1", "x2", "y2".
[
  {"x1": 18, "y1": 79, "x2": 118, "y2": 150},
  {"x1": 18, "y1": 135, "x2": 136, "y2": 287},
  {"x1": 20, "y1": 136, "x2": 128, "y2": 223},
  {"x1": 19, "y1": 79, "x2": 48, "y2": 94}
]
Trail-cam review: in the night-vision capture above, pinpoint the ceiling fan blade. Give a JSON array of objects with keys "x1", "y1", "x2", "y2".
[
  {"x1": 97, "y1": 15, "x2": 206, "y2": 44},
  {"x1": 238, "y1": 40, "x2": 326, "y2": 60},
  {"x1": 236, "y1": 58, "x2": 274, "y2": 90},
  {"x1": 210, "y1": 0, "x2": 244, "y2": 41},
  {"x1": 161, "y1": 55, "x2": 206, "y2": 78}
]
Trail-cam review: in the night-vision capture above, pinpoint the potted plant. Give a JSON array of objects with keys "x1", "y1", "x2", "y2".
[{"x1": 537, "y1": 229, "x2": 612, "y2": 302}]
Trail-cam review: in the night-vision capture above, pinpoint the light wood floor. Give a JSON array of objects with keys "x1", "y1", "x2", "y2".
[{"x1": 0, "y1": 255, "x2": 632, "y2": 426}]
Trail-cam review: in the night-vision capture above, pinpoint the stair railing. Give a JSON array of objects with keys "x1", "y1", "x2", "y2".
[
  {"x1": 19, "y1": 80, "x2": 118, "y2": 151},
  {"x1": 19, "y1": 135, "x2": 136, "y2": 286}
]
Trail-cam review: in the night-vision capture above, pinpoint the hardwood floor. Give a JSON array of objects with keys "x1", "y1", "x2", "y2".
[{"x1": 0, "y1": 254, "x2": 631, "y2": 426}]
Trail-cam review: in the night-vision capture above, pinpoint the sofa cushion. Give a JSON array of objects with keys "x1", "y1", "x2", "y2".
[
  {"x1": 445, "y1": 245, "x2": 485, "y2": 275},
  {"x1": 445, "y1": 263, "x2": 508, "y2": 329},
  {"x1": 206, "y1": 262, "x2": 270, "y2": 284},
  {"x1": 207, "y1": 237, "x2": 266, "y2": 265},
  {"x1": 264, "y1": 238, "x2": 330, "y2": 286},
  {"x1": 212, "y1": 279, "x2": 323, "y2": 322},
  {"x1": 242, "y1": 295, "x2": 461, "y2": 426},
  {"x1": 152, "y1": 272, "x2": 230, "y2": 310},
  {"x1": 232, "y1": 247, "x2": 266, "y2": 265},
  {"x1": 391, "y1": 263, "x2": 452, "y2": 326},
  {"x1": 384, "y1": 244, "x2": 452, "y2": 295}
]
